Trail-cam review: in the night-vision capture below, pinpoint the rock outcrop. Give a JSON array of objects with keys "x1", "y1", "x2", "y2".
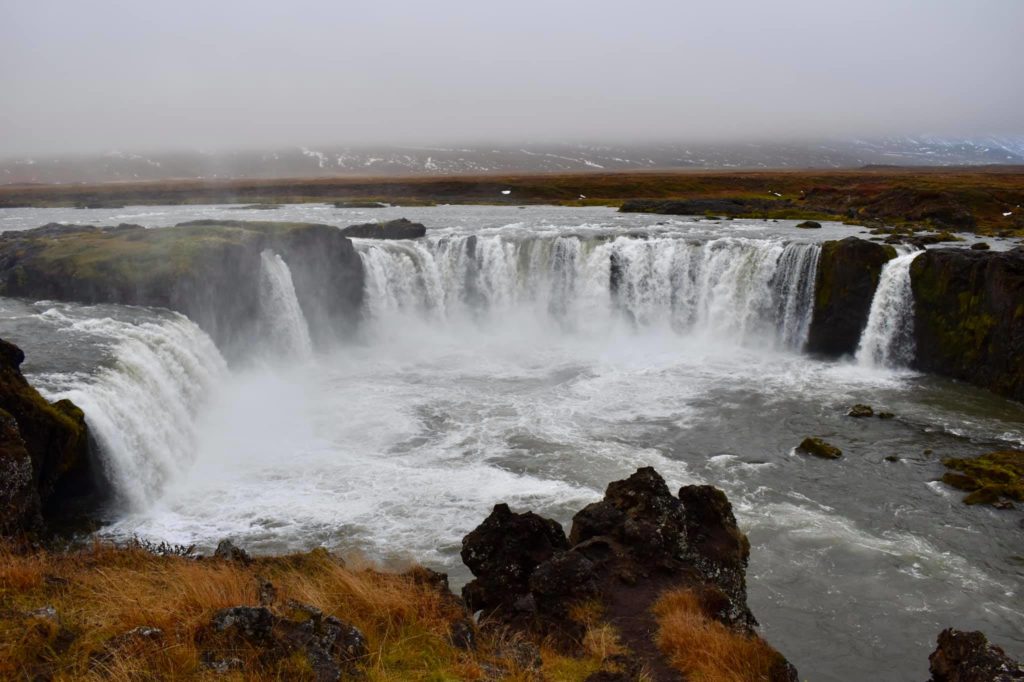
[
  {"x1": 619, "y1": 198, "x2": 782, "y2": 217},
  {"x1": 340, "y1": 217, "x2": 426, "y2": 239},
  {"x1": 940, "y1": 450, "x2": 1023, "y2": 508},
  {"x1": 910, "y1": 246, "x2": 1024, "y2": 402},
  {"x1": 928, "y1": 628, "x2": 1024, "y2": 681},
  {"x1": 806, "y1": 237, "x2": 896, "y2": 356},
  {"x1": 0, "y1": 339, "x2": 95, "y2": 535},
  {"x1": 461, "y1": 467, "x2": 795, "y2": 681},
  {"x1": 0, "y1": 221, "x2": 364, "y2": 356}
]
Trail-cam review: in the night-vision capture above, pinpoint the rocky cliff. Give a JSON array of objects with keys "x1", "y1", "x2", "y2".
[
  {"x1": 806, "y1": 237, "x2": 897, "y2": 356},
  {"x1": 0, "y1": 221, "x2": 364, "y2": 357},
  {"x1": 910, "y1": 247, "x2": 1024, "y2": 402},
  {"x1": 0, "y1": 339, "x2": 95, "y2": 535}
]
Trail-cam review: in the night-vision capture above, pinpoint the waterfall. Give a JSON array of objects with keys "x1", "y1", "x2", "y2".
[
  {"x1": 355, "y1": 235, "x2": 820, "y2": 349},
  {"x1": 46, "y1": 314, "x2": 228, "y2": 510},
  {"x1": 856, "y1": 249, "x2": 923, "y2": 368},
  {"x1": 258, "y1": 250, "x2": 314, "y2": 358}
]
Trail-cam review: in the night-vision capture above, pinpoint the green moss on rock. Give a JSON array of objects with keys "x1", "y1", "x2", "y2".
[{"x1": 941, "y1": 451, "x2": 1024, "y2": 507}]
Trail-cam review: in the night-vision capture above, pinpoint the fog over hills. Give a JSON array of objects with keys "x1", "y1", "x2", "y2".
[{"x1": 4, "y1": 136, "x2": 1024, "y2": 184}]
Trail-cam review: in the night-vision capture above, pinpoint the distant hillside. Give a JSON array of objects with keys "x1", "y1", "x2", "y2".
[{"x1": 3, "y1": 137, "x2": 1024, "y2": 184}]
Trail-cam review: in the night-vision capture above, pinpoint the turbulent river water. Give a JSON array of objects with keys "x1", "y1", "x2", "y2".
[{"x1": 1, "y1": 204, "x2": 1022, "y2": 681}]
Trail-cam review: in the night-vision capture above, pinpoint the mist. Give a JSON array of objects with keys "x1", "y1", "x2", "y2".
[{"x1": 1, "y1": 0, "x2": 1023, "y2": 157}]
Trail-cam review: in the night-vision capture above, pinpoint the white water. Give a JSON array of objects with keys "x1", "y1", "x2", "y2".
[
  {"x1": 43, "y1": 312, "x2": 227, "y2": 510},
  {"x1": 258, "y1": 249, "x2": 314, "y2": 358},
  {"x1": 856, "y1": 250, "x2": 923, "y2": 368},
  {"x1": 358, "y1": 235, "x2": 821, "y2": 350}
]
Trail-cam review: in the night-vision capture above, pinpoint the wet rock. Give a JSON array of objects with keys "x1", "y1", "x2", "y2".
[
  {"x1": 795, "y1": 220, "x2": 822, "y2": 229},
  {"x1": 884, "y1": 455, "x2": 899, "y2": 462},
  {"x1": 333, "y1": 200, "x2": 387, "y2": 208},
  {"x1": 877, "y1": 411, "x2": 895, "y2": 420},
  {"x1": 807, "y1": 237, "x2": 897, "y2": 356},
  {"x1": 214, "y1": 538, "x2": 252, "y2": 564},
  {"x1": 848, "y1": 404, "x2": 874, "y2": 418},
  {"x1": 928, "y1": 628, "x2": 1024, "y2": 681},
  {"x1": 941, "y1": 451, "x2": 1023, "y2": 507},
  {"x1": 796, "y1": 437, "x2": 842, "y2": 460},
  {"x1": 971, "y1": 242, "x2": 991, "y2": 250},
  {"x1": 910, "y1": 247, "x2": 1024, "y2": 401},
  {"x1": 340, "y1": 217, "x2": 426, "y2": 239},
  {"x1": 0, "y1": 339, "x2": 95, "y2": 536},
  {"x1": 461, "y1": 503, "x2": 569, "y2": 612},
  {"x1": 678, "y1": 484, "x2": 754, "y2": 628}
]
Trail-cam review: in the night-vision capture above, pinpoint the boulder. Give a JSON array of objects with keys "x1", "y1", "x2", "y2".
[
  {"x1": 460, "y1": 503, "x2": 569, "y2": 612},
  {"x1": 796, "y1": 437, "x2": 842, "y2": 460},
  {"x1": 0, "y1": 339, "x2": 95, "y2": 535},
  {"x1": 848, "y1": 404, "x2": 874, "y2": 418},
  {"x1": 214, "y1": 539, "x2": 252, "y2": 564},
  {"x1": 928, "y1": 628, "x2": 1024, "y2": 681},
  {"x1": 806, "y1": 238, "x2": 897, "y2": 356},
  {"x1": 795, "y1": 220, "x2": 822, "y2": 229},
  {"x1": 940, "y1": 451, "x2": 1023, "y2": 508},
  {"x1": 340, "y1": 218, "x2": 426, "y2": 239},
  {"x1": 910, "y1": 247, "x2": 1024, "y2": 401}
]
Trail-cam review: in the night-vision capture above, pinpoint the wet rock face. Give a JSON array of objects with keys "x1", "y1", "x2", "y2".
[
  {"x1": 910, "y1": 247, "x2": 1024, "y2": 401},
  {"x1": 0, "y1": 339, "x2": 95, "y2": 535},
  {"x1": 928, "y1": 628, "x2": 1024, "y2": 681},
  {"x1": 460, "y1": 502, "x2": 569, "y2": 612},
  {"x1": 806, "y1": 237, "x2": 896, "y2": 357},
  {"x1": 0, "y1": 220, "x2": 365, "y2": 356},
  {"x1": 340, "y1": 218, "x2": 427, "y2": 239},
  {"x1": 796, "y1": 437, "x2": 842, "y2": 460}
]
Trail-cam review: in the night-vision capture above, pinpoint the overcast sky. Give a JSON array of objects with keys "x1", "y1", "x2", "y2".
[{"x1": 1, "y1": 0, "x2": 1022, "y2": 157}]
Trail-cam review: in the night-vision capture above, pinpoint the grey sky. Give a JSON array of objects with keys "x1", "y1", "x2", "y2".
[{"x1": 1, "y1": 0, "x2": 1022, "y2": 157}]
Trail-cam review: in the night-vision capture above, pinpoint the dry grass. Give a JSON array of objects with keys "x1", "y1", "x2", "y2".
[
  {"x1": 0, "y1": 541, "x2": 623, "y2": 681},
  {"x1": 653, "y1": 589, "x2": 787, "y2": 682}
]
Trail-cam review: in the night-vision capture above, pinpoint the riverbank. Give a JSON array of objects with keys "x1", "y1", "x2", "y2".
[{"x1": 2, "y1": 167, "x2": 1022, "y2": 235}]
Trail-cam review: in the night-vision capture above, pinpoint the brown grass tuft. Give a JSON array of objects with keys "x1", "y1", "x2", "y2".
[{"x1": 653, "y1": 588, "x2": 787, "y2": 682}]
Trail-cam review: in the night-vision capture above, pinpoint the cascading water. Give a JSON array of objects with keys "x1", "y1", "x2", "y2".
[
  {"x1": 258, "y1": 249, "x2": 314, "y2": 358},
  {"x1": 856, "y1": 249, "x2": 923, "y2": 368},
  {"x1": 355, "y1": 235, "x2": 821, "y2": 350},
  {"x1": 44, "y1": 313, "x2": 227, "y2": 510}
]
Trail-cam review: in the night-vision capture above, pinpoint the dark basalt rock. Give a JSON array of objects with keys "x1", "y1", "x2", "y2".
[
  {"x1": 795, "y1": 220, "x2": 822, "y2": 229},
  {"x1": 970, "y1": 242, "x2": 991, "y2": 250},
  {"x1": 460, "y1": 502, "x2": 569, "y2": 612},
  {"x1": 214, "y1": 538, "x2": 252, "y2": 564},
  {"x1": 807, "y1": 237, "x2": 897, "y2": 356},
  {"x1": 910, "y1": 247, "x2": 1024, "y2": 401},
  {"x1": 340, "y1": 217, "x2": 426, "y2": 239},
  {"x1": 928, "y1": 628, "x2": 1024, "y2": 681},
  {"x1": 796, "y1": 437, "x2": 842, "y2": 460},
  {"x1": 0, "y1": 220, "x2": 365, "y2": 357},
  {"x1": 461, "y1": 467, "x2": 783, "y2": 678},
  {"x1": 0, "y1": 339, "x2": 96, "y2": 535},
  {"x1": 203, "y1": 603, "x2": 367, "y2": 680}
]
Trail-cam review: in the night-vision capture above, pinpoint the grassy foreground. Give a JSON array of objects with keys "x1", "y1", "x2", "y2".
[{"x1": 0, "y1": 541, "x2": 787, "y2": 681}]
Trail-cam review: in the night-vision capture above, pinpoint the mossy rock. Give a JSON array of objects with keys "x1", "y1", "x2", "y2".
[
  {"x1": 847, "y1": 404, "x2": 873, "y2": 418},
  {"x1": 796, "y1": 437, "x2": 842, "y2": 460},
  {"x1": 941, "y1": 451, "x2": 1024, "y2": 507}
]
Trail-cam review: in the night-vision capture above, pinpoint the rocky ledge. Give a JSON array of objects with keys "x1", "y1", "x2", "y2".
[
  {"x1": 340, "y1": 217, "x2": 426, "y2": 239},
  {"x1": 0, "y1": 339, "x2": 95, "y2": 535},
  {"x1": 461, "y1": 467, "x2": 797, "y2": 681},
  {"x1": 0, "y1": 220, "x2": 365, "y2": 356}
]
